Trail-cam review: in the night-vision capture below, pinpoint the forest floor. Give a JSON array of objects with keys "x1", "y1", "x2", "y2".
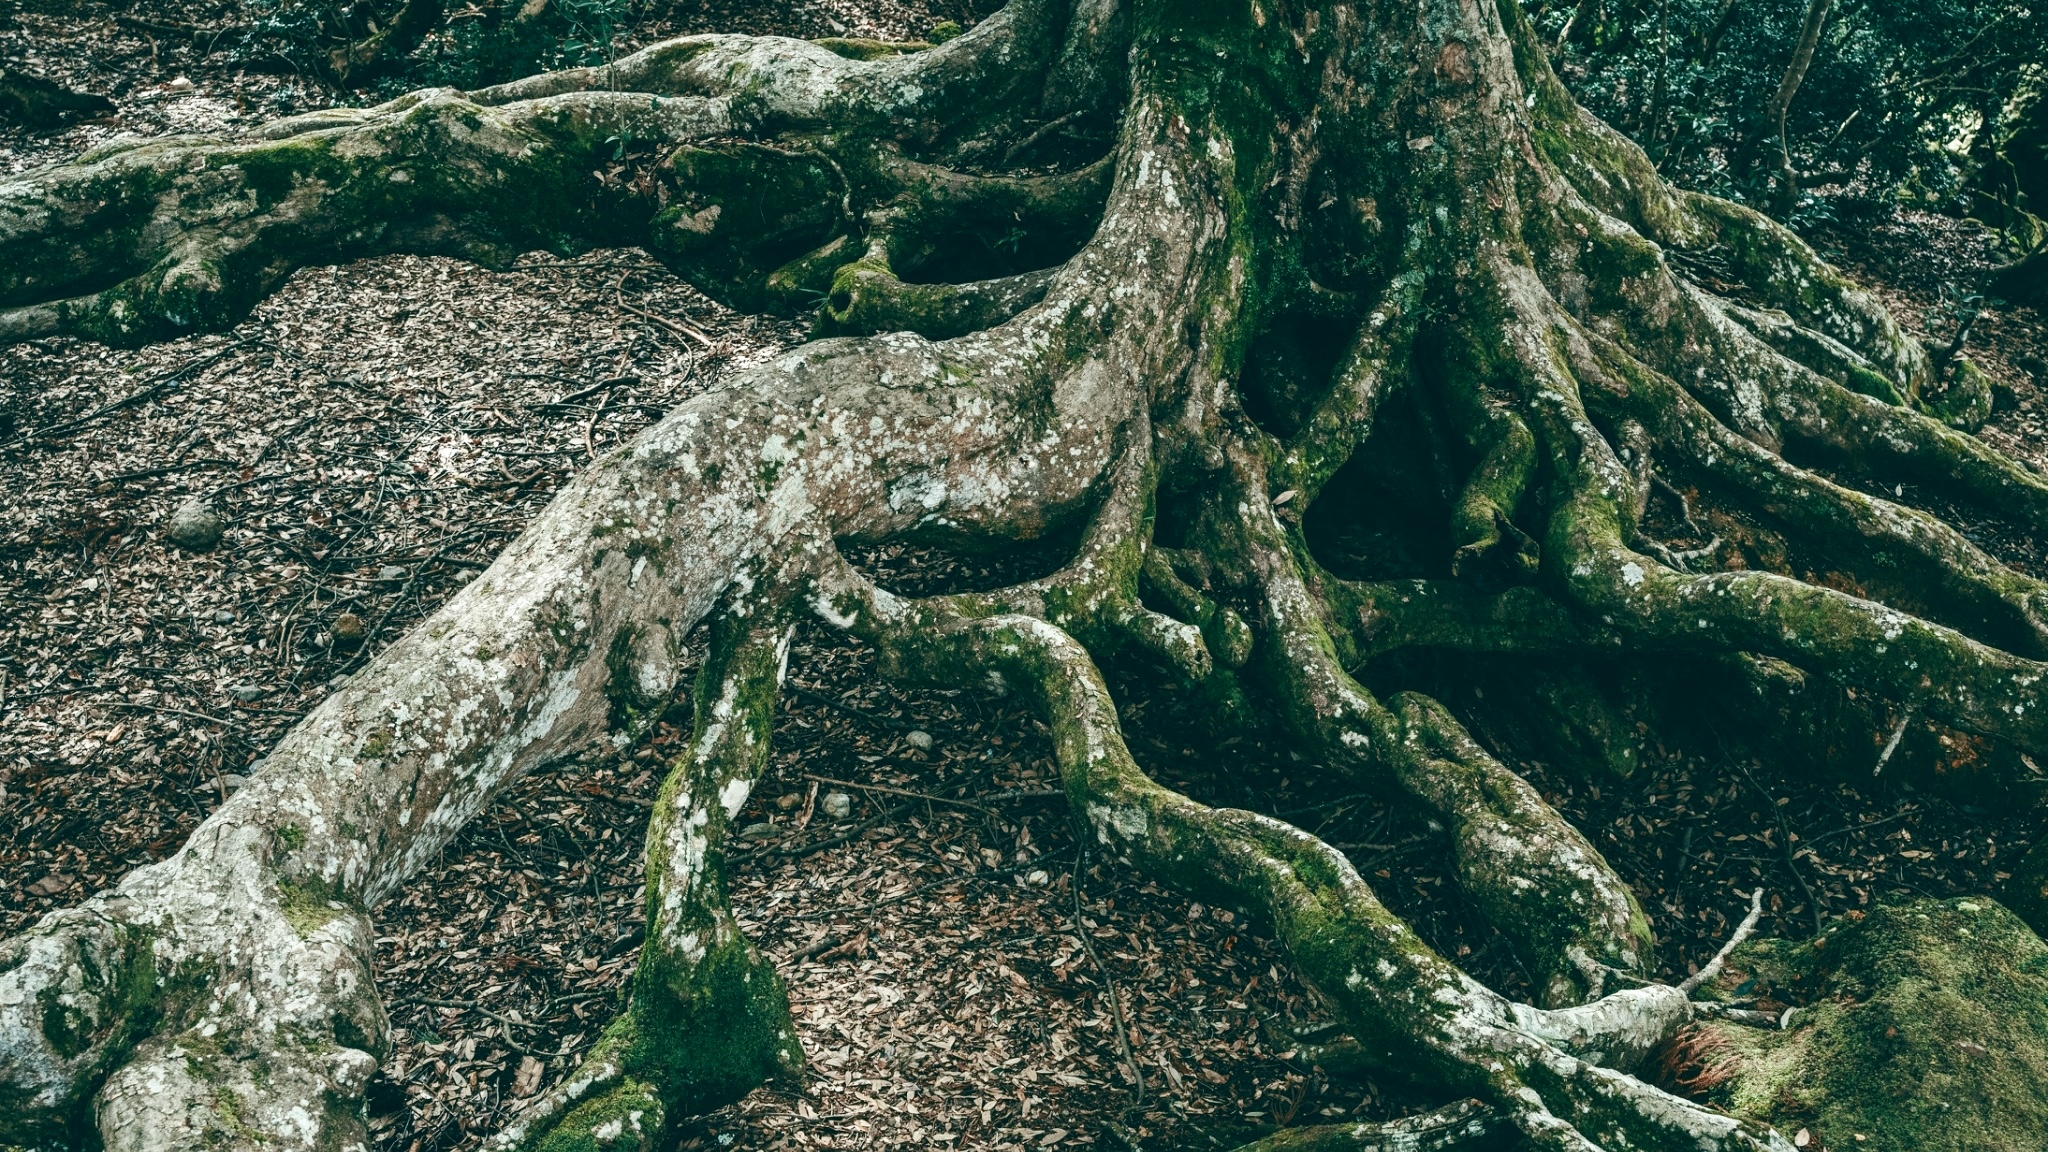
[{"x1": 5, "y1": 3, "x2": 2048, "y2": 1150}]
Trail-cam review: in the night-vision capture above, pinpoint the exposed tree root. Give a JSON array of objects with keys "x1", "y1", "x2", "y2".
[
  {"x1": 1226, "y1": 1098, "x2": 1499, "y2": 1151},
  {"x1": 6, "y1": 0, "x2": 2048, "y2": 1146},
  {"x1": 815, "y1": 557, "x2": 1780, "y2": 1151}
]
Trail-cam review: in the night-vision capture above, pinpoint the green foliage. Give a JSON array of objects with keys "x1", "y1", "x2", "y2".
[
  {"x1": 406, "y1": 0, "x2": 637, "y2": 91},
  {"x1": 1525, "y1": 0, "x2": 2048, "y2": 220},
  {"x1": 232, "y1": 0, "x2": 639, "y2": 92}
]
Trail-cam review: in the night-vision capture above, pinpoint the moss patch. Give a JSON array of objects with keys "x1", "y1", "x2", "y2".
[{"x1": 1681, "y1": 897, "x2": 2048, "y2": 1150}]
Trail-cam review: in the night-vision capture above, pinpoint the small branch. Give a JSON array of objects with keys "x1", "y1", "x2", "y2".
[
  {"x1": 1740, "y1": 764, "x2": 1823, "y2": 933},
  {"x1": 799, "y1": 772, "x2": 1060, "y2": 814},
  {"x1": 1679, "y1": 887, "x2": 1765, "y2": 995},
  {"x1": 1072, "y1": 848, "x2": 1144, "y2": 1110},
  {"x1": 4, "y1": 341, "x2": 254, "y2": 451},
  {"x1": 615, "y1": 293, "x2": 715, "y2": 348},
  {"x1": 1873, "y1": 707, "x2": 1912, "y2": 775},
  {"x1": 1002, "y1": 109, "x2": 1086, "y2": 165}
]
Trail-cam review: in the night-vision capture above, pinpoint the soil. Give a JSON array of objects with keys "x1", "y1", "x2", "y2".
[{"x1": 6, "y1": 3, "x2": 2048, "y2": 1151}]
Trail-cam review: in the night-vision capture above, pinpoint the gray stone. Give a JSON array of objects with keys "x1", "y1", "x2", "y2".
[
  {"x1": 739, "y1": 822, "x2": 777, "y2": 841},
  {"x1": 165, "y1": 497, "x2": 223, "y2": 551},
  {"x1": 822, "y1": 791, "x2": 853, "y2": 820},
  {"x1": 377, "y1": 565, "x2": 408, "y2": 582},
  {"x1": 906, "y1": 729, "x2": 934, "y2": 750},
  {"x1": 228, "y1": 685, "x2": 263, "y2": 702},
  {"x1": 214, "y1": 609, "x2": 237, "y2": 624}
]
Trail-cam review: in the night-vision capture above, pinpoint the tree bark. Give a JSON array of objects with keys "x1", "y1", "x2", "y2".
[
  {"x1": 1763, "y1": 0, "x2": 1833, "y2": 214},
  {"x1": 1, "y1": 1, "x2": 2041, "y2": 1149}
]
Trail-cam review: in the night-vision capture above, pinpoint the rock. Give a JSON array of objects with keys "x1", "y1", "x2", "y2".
[
  {"x1": 217, "y1": 774, "x2": 247, "y2": 793},
  {"x1": 821, "y1": 791, "x2": 853, "y2": 820},
  {"x1": 228, "y1": 685, "x2": 263, "y2": 702},
  {"x1": 906, "y1": 729, "x2": 933, "y2": 750},
  {"x1": 775, "y1": 792, "x2": 802, "y2": 810},
  {"x1": 377, "y1": 564, "x2": 408, "y2": 582},
  {"x1": 331, "y1": 612, "x2": 366, "y2": 645},
  {"x1": 1026, "y1": 870, "x2": 1050, "y2": 886},
  {"x1": 213, "y1": 609, "x2": 237, "y2": 623},
  {"x1": 165, "y1": 497, "x2": 223, "y2": 551},
  {"x1": 1679, "y1": 897, "x2": 2048, "y2": 1151},
  {"x1": 166, "y1": 76, "x2": 193, "y2": 93},
  {"x1": 739, "y1": 822, "x2": 777, "y2": 841}
]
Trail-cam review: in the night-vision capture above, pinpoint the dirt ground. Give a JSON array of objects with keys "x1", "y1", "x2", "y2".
[{"x1": 6, "y1": 3, "x2": 2048, "y2": 1150}]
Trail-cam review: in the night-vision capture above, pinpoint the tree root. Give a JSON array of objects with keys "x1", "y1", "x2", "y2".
[
  {"x1": 13, "y1": 0, "x2": 2048, "y2": 1145},
  {"x1": 814, "y1": 556, "x2": 1783, "y2": 1152},
  {"x1": 1579, "y1": 327, "x2": 2048, "y2": 657},
  {"x1": 1224, "y1": 1099, "x2": 1501, "y2": 1151},
  {"x1": 496, "y1": 607, "x2": 803, "y2": 1151}
]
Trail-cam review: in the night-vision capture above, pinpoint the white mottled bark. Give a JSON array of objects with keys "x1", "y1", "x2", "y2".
[{"x1": 0, "y1": 79, "x2": 1202, "y2": 1149}]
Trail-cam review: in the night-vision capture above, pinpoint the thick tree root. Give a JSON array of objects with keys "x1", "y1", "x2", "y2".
[{"x1": 1225, "y1": 1099, "x2": 1501, "y2": 1151}]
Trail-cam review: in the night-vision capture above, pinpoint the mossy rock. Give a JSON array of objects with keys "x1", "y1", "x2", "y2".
[{"x1": 1671, "y1": 897, "x2": 2048, "y2": 1150}]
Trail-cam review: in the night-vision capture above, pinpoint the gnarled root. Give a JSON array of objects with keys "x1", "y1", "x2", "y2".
[{"x1": 815, "y1": 556, "x2": 1780, "y2": 1151}]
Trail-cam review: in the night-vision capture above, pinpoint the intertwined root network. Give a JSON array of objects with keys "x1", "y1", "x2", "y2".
[{"x1": 1, "y1": 1, "x2": 2039, "y2": 1149}]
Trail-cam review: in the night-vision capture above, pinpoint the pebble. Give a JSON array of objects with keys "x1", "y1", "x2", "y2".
[
  {"x1": 906, "y1": 729, "x2": 933, "y2": 750},
  {"x1": 165, "y1": 497, "x2": 223, "y2": 551},
  {"x1": 213, "y1": 609, "x2": 237, "y2": 623},
  {"x1": 377, "y1": 564, "x2": 408, "y2": 582},
  {"x1": 740, "y1": 822, "x2": 777, "y2": 841},
  {"x1": 228, "y1": 685, "x2": 263, "y2": 702},
  {"x1": 822, "y1": 791, "x2": 853, "y2": 820},
  {"x1": 166, "y1": 75, "x2": 193, "y2": 92}
]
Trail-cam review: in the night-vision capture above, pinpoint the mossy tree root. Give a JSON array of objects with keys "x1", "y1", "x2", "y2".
[
  {"x1": 495, "y1": 602, "x2": 804, "y2": 1152},
  {"x1": 1222, "y1": 1098, "x2": 1501, "y2": 1151},
  {"x1": 815, "y1": 555, "x2": 1781, "y2": 1152},
  {"x1": 14, "y1": 0, "x2": 2048, "y2": 1145},
  {"x1": 1206, "y1": 454, "x2": 1651, "y2": 1008}
]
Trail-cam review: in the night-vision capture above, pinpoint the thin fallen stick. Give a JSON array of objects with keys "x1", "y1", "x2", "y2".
[
  {"x1": 798, "y1": 772, "x2": 1061, "y2": 815},
  {"x1": 615, "y1": 293, "x2": 715, "y2": 348},
  {"x1": 1679, "y1": 886, "x2": 1766, "y2": 996},
  {"x1": 1072, "y1": 847, "x2": 1145, "y2": 1108}
]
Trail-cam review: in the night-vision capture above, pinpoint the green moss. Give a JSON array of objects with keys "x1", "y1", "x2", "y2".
[
  {"x1": 529, "y1": 1074, "x2": 665, "y2": 1152},
  {"x1": 0, "y1": 924, "x2": 203, "y2": 1150},
  {"x1": 810, "y1": 36, "x2": 933, "y2": 60},
  {"x1": 603, "y1": 624, "x2": 665, "y2": 732},
  {"x1": 1686, "y1": 898, "x2": 2048, "y2": 1150},
  {"x1": 277, "y1": 877, "x2": 350, "y2": 939}
]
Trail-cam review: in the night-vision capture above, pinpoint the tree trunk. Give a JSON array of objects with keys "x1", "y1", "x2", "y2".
[
  {"x1": 4, "y1": 1, "x2": 2046, "y2": 1149},
  {"x1": 1762, "y1": 0, "x2": 1833, "y2": 214}
]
